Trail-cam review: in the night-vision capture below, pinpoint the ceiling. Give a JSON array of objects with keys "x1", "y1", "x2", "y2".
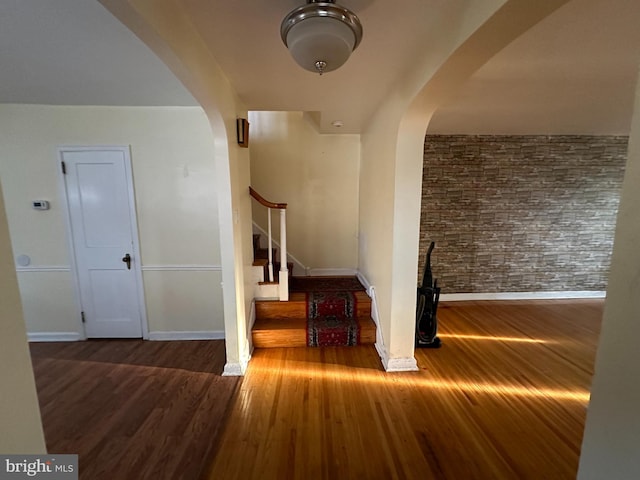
[
  {"x1": 0, "y1": 0, "x2": 198, "y2": 107},
  {"x1": 429, "y1": 0, "x2": 640, "y2": 135},
  {"x1": 1, "y1": 0, "x2": 640, "y2": 135}
]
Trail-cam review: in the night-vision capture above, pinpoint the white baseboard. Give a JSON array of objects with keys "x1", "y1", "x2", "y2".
[
  {"x1": 141, "y1": 264, "x2": 222, "y2": 272},
  {"x1": 222, "y1": 354, "x2": 250, "y2": 376},
  {"x1": 28, "y1": 331, "x2": 227, "y2": 342},
  {"x1": 366, "y1": 285, "x2": 385, "y2": 351},
  {"x1": 222, "y1": 363, "x2": 244, "y2": 376},
  {"x1": 306, "y1": 268, "x2": 358, "y2": 276},
  {"x1": 248, "y1": 299, "x2": 256, "y2": 354},
  {"x1": 148, "y1": 331, "x2": 225, "y2": 341},
  {"x1": 385, "y1": 357, "x2": 420, "y2": 372},
  {"x1": 374, "y1": 341, "x2": 387, "y2": 366},
  {"x1": 28, "y1": 332, "x2": 83, "y2": 342},
  {"x1": 440, "y1": 291, "x2": 606, "y2": 301},
  {"x1": 361, "y1": 281, "x2": 418, "y2": 372},
  {"x1": 356, "y1": 271, "x2": 372, "y2": 291},
  {"x1": 375, "y1": 342, "x2": 419, "y2": 372}
]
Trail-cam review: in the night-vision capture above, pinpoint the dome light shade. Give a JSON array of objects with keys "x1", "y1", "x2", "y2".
[{"x1": 281, "y1": 1, "x2": 363, "y2": 75}]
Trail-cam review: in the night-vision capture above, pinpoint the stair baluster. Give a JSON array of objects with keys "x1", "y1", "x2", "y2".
[{"x1": 249, "y1": 187, "x2": 289, "y2": 301}]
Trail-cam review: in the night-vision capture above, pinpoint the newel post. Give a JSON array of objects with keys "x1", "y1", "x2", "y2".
[
  {"x1": 267, "y1": 208, "x2": 274, "y2": 282},
  {"x1": 279, "y1": 208, "x2": 288, "y2": 301}
]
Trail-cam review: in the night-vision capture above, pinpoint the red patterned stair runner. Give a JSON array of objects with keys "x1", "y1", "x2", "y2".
[{"x1": 306, "y1": 291, "x2": 360, "y2": 347}]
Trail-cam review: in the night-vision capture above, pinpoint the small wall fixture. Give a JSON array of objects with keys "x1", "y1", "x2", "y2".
[
  {"x1": 237, "y1": 118, "x2": 249, "y2": 147},
  {"x1": 32, "y1": 200, "x2": 50, "y2": 210},
  {"x1": 281, "y1": 0, "x2": 363, "y2": 75}
]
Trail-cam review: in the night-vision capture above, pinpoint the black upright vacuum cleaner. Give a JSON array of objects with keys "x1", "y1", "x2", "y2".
[{"x1": 415, "y1": 241, "x2": 442, "y2": 348}]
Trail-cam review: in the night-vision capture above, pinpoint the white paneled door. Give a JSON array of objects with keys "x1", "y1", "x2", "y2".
[{"x1": 60, "y1": 147, "x2": 145, "y2": 338}]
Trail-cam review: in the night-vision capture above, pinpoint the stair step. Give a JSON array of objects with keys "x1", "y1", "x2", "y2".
[
  {"x1": 255, "y1": 291, "x2": 372, "y2": 320},
  {"x1": 254, "y1": 247, "x2": 277, "y2": 261},
  {"x1": 252, "y1": 317, "x2": 377, "y2": 348}
]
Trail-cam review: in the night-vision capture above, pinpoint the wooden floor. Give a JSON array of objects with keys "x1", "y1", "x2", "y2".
[
  {"x1": 30, "y1": 299, "x2": 603, "y2": 479},
  {"x1": 30, "y1": 340, "x2": 239, "y2": 480},
  {"x1": 204, "y1": 299, "x2": 603, "y2": 480}
]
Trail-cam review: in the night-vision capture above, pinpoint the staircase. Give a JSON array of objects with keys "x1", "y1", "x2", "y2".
[
  {"x1": 252, "y1": 234, "x2": 292, "y2": 280},
  {"x1": 252, "y1": 287, "x2": 377, "y2": 348},
  {"x1": 249, "y1": 187, "x2": 290, "y2": 301},
  {"x1": 249, "y1": 186, "x2": 376, "y2": 348}
]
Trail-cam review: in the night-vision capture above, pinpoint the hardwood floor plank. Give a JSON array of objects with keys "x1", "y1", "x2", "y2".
[
  {"x1": 30, "y1": 340, "x2": 239, "y2": 480},
  {"x1": 30, "y1": 300, "x2": 602, "y2": 479},
  {"x1": 205, "y1": 299, "x2": 603, "y2": 480}
]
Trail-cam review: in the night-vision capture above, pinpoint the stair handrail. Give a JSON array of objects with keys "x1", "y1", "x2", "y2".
[
  {"x1": 249, "y1": 187, "x2": 287, "y2": 210},
  {"x1": 249, "y1": 187, "x2": 289, "y2": 301}
]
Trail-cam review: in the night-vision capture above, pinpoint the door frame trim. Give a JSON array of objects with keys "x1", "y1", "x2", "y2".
[{"x1": 57, "y1": 145, "x2": 149, "y2": 340}]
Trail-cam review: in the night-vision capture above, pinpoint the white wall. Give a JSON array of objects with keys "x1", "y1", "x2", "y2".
[
  {"x1": 0, "y1": 183, "x2": 47, "y2": 453},
  {"x1": 249, "y1": 111, "x2": 360, "y2": 272},
  {"x1": 0, "y1": 105, "x2": 224, "y2": 337},
  {"x1": 577, "y1": 65, "x2": 640, "y2": 480}
]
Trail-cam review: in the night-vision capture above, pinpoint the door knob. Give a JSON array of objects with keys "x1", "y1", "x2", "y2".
[{"x1": 122, "y1": 253, "x2": 132, "y2": 270}]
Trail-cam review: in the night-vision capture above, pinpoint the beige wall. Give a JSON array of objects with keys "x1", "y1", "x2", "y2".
[
  {"x1": 359, "y1": 0, "x2": 571, "y2": 369},
  {"x1": 359, "y1": 0, "x2": 511, "y2": 368},
  {"x1": 101, "y1": 0, "x2": 571, "y2": 374},
  {"x1": 0, "y1": 183, "x2": 47, "y2": 453},
  {"x1": 577, "y1": 66, "x2": 640, "y2": 479},
  {"x1": 359, "y1": 111, "x2": 402, "y2": 360},
  {"x1": 0, "y1": 105, "x2": 225, "y2": 336},
  {"x1": 249, "y1": 111, "x2": 360, "y2": 271},
  {"x1": 100, "y1": 0, "x2": 255, "y2": 373}
]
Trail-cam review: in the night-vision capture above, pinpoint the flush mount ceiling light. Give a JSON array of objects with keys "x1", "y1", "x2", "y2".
[{"x1": 281, "y1": 0, "x2": 363, "y2": 75}]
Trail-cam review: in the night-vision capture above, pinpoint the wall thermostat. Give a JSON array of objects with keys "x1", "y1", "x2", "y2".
[{"x1": 32, "y1": 200, "x2": 50, "y2": 210}]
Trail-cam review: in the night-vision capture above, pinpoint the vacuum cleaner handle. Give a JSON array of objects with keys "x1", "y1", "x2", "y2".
[{"x1": 421, "y1": 241, "x2": 435, "y2": 289}]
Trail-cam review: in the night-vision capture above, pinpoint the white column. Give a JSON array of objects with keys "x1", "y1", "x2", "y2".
[
  {"x1": 578, "y1": 65, "x2": 640, "y2": 479},
  {"x1": 279, "y1": 208, "x2": 289, "y2": 301}
]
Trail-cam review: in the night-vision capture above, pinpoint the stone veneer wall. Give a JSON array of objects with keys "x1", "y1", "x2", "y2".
[{"x1": 419, "y1": 135, "x2": 628, "y2": 293}]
